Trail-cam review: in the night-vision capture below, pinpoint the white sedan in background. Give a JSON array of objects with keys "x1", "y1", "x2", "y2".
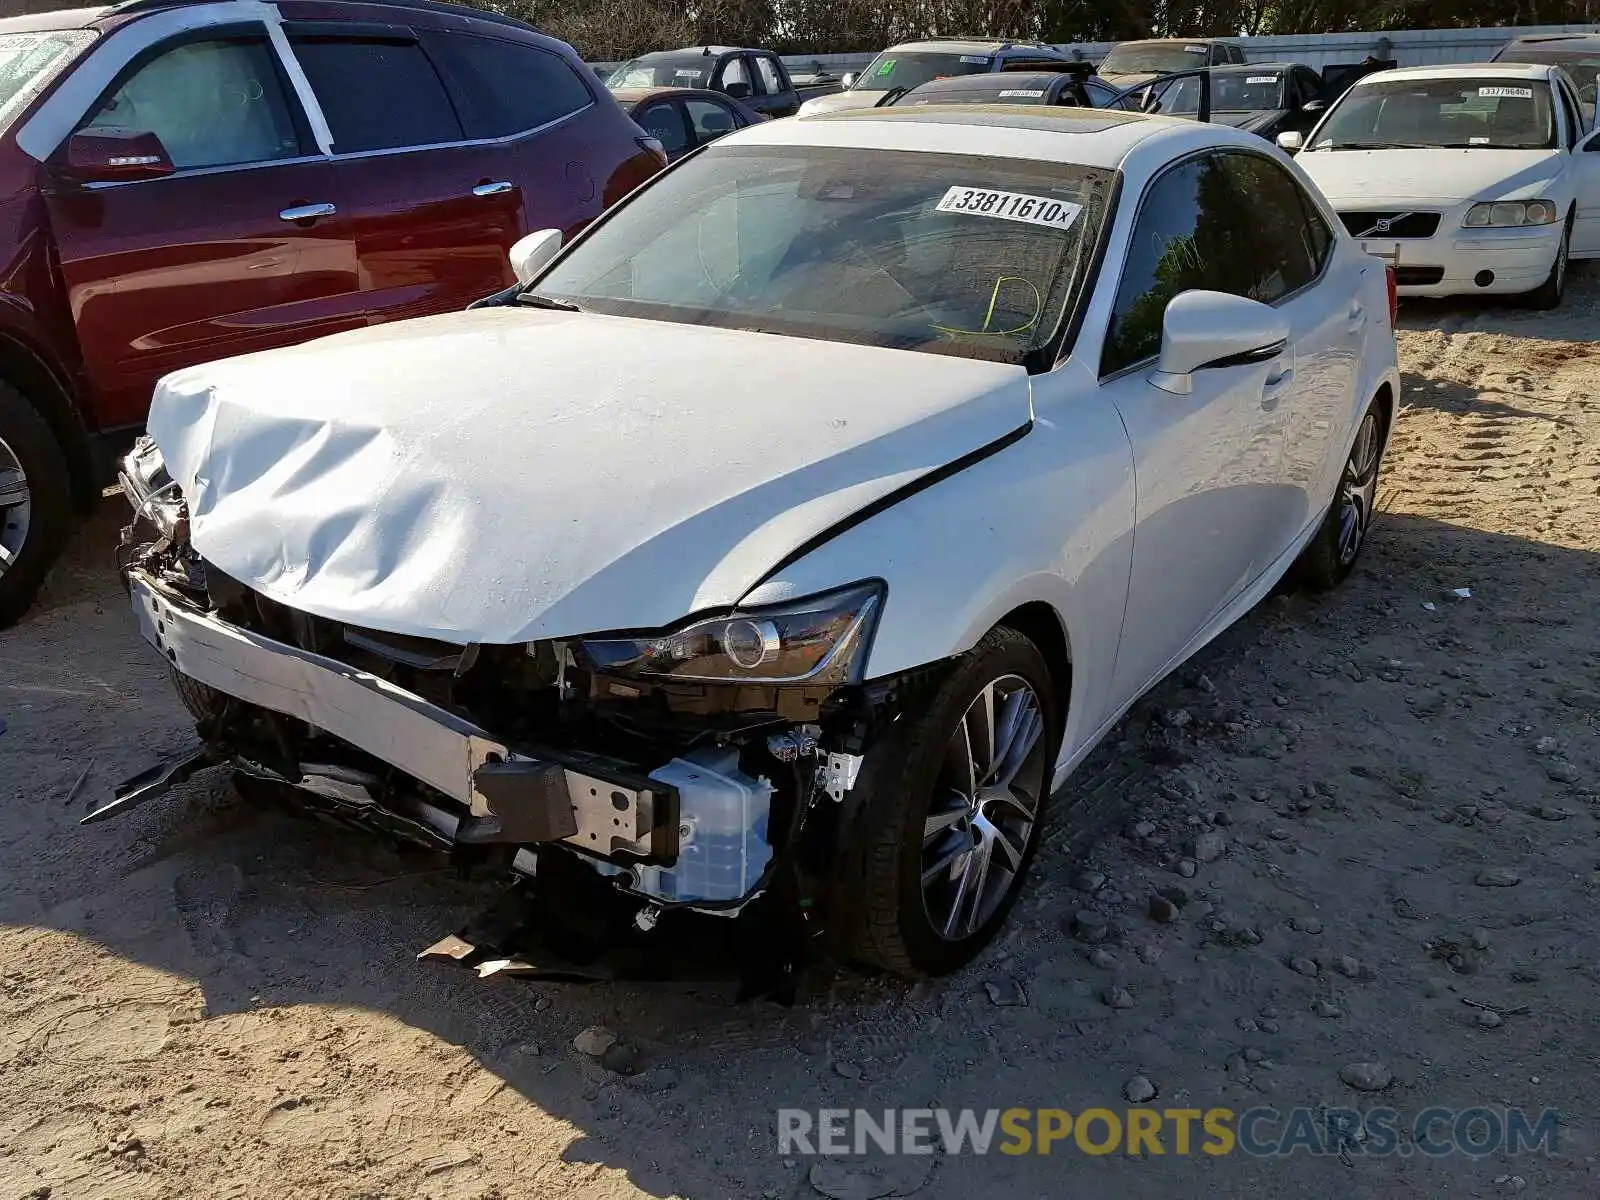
[
  {"x1": 1284, "y1": 63, "x2": 1600, "y2": 307},
  {"x1": 112, "y1": 106, "x2": 1400, "y2": 979}
]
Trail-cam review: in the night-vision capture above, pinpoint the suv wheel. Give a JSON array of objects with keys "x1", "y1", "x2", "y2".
[
  {"x1": 0, "y1": 382, "x2": 72, "y2": 629},
  {"x1": 836, "y1": 626, "x2": 1060, "y2": 976}
]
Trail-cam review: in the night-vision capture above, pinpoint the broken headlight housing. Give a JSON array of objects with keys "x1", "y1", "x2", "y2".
[
  {"x1": 579, "y1": 582, "x2": 883, "y2": 686},
  {"x1": 119, "y1": 436, "x2": 184, "y2": 539}
]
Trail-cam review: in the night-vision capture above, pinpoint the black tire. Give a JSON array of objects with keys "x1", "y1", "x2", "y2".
[
  {"x1": 834, "y1": 625, "x2": 1061, "y2": 977},
  {"x1": 171, "y1": 667, "x2": 229, "y2": 723},
  {"x1": 0, "y1": 381, "x2": 73, "y2": 629},
  {"x1": 1524, "y1": 216, "x2": 1571, "y2": 311},
  {"x1": 1292, "y1": 396, "x2": 1387, "y2": 591}
]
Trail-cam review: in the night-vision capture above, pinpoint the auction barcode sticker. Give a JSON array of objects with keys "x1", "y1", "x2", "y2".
[
  {"x1": 935, "y1": 186, "x2": 1082, "y2": 230},
  {"x1": 998, "y1": 89, "x2": 1046, "y2": 98},
  {"x1": 1246, "y1": 75, "x2": 1278, "y2": 85},
  {"x1": 1479, "y1": 86, "x2": 1533, "y2": 99}
]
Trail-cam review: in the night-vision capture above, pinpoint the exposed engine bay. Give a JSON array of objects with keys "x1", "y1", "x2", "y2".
[{"x1": 109, "y1": 438, "x2": 942, "y2": 997}]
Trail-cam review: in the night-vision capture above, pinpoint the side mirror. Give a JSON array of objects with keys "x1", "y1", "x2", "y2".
[
  {"x1": 1151, "y1": 290, "x2": 1289, "y2": 395},
  {"x1": 1301, "y1": 98, "x2": 1326, "y2": 115},
  {"x1": 841, "y1": 71, "x2": 858, "y2": 89},
  {"x1": 724, "y1": 80, "x2": 752, "y2": 99},
  {"x1": 509, "y1": 228, "x2": 562, "y2": 285},
  {"x1": 1276, "y1": 130, "x2": 1305, "y2": 153},
  {"x1": 64, "y1": 127, "x2": 174, "y2": 182}
]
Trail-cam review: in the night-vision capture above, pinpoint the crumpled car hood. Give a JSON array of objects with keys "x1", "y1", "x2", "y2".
[{"x1": 149, "y1": 308, "x2": 1030, "y2": 644}]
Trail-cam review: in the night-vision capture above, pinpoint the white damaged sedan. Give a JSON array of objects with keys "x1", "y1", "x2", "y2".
[
  {"x1": 113, "y1": 106, "x2": 1400, "y2": 979},
  {"x1": 1286, "y1": 63, "x2": 1600, "y2": 307}
]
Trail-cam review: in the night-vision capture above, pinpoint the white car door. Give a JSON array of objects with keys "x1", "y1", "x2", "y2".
[
  {"x1": 1574, "y1": 129, "x2": 1600, "y2": 255},
  {"x1": 1218, "y1": 150, "x2": 1363, "y2": 539},
  {"x1": 1096, "y1": 152, "x2": 1292, "y2": 703}
]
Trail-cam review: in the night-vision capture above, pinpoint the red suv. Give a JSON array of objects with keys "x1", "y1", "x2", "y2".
[{"x1": 0, "y1": 0, "x2": 663, "y2": 626}]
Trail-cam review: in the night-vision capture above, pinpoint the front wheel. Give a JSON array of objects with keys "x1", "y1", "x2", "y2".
[
  {"x1": 834, "y1": 626, "x2": 1059, "y2": 976},
  {"x1": 1524, "y1": 217, "x2": 1570, "y2": 311},
  {"x1": 1292, "y1": 398, "x2": 1386, "y2": 591},
  {"x1": 0, "y1": 382, "x2": 73, "y2": 629}
]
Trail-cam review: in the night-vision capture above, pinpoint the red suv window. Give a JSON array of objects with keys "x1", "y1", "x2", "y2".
[
  {"x1": 424, "y1": 31, "x2": 594, "y2": 138},
  {"x1": 289, "y1": 35, "x2": 461, "y2": 152}
]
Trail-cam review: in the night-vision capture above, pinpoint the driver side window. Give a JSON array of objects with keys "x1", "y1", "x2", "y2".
[
  {"x1": 80, "y1": 36, "x2": 302, "y2": 170},
  {"x1": 1101, "y1": 153, "x2": 1256, "y2": 377},
  {"x1": 718, "y1": 56, "x2": 750, "y2": 92}
]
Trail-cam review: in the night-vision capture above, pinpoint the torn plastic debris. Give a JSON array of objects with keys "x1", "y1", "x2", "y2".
[
  {"x1": 416, "y1": 874, "x2": 806, "y2": 1001},
  {"x1": 1450, "y1": 587, "x2": 1472, "y2": 600}
]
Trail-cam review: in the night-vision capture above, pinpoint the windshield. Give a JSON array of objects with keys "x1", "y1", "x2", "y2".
[
  {"x1": 0, "y1": 30, "x2": 95, "y2": 135},
  {"x1": 1099, "y1": 43, "x2": 1210, "y2": 75},
  {"x1": 851, "y1": 51, "x2": 991, "y2": 93},
  {"x1": 1156, "y1": 70, "x2": 1284, "y2": 113},
  {"x1": 608, "y1": 54, "x2": 716, "y2": 89},
  {"x1": 1309, "y1": 78, "x2": 1556, "y2": 150},
  {"x1": 533, "y1": 145, "x2": 1114, "y2": 369}
]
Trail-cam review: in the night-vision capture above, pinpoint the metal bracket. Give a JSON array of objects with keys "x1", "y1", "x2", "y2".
[{"x1": 818, "y1": 752, "x2": 864, "y2": 803}]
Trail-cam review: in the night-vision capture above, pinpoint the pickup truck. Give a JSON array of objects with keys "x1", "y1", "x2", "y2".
[{"x1": 0, "y1": 0, "x2": 663, "y2": 628}]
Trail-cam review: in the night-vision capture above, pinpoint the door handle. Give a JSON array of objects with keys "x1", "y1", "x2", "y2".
[
  {"x1": 472, "y1": 181, "x2": 515, "y2": 197},
  {"x1": 279, "y1": 202, "x2": 336, "y2": 223}
]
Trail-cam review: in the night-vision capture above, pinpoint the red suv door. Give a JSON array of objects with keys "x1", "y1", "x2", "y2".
[
  {"x1": 281, "y1": 24, "x2": 521, "y2": 322},
  {"x1": 40, "y1": 27, "x2": 365, "y2": 428}
]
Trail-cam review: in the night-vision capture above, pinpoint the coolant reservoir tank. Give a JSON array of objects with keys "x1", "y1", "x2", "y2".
[{"x1": 637, "y1": 747, "x2": 774, "y2": 903}]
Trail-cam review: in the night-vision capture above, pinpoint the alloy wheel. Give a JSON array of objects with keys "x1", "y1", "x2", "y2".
[
  {"x1": 920, "y1": 675, "x2": 1049, "y2": 940},
  {"x1": 1337, "y1": 411, "x2": 1381, "y2": 566},
  {"x1": 0, "y1": 434, "x2": 30, "y2": 578}
]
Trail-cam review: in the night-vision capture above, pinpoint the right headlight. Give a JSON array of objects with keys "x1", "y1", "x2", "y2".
[
  {"x1": 578, "y1": 581, "x2": 884, "y2": 686},
  {"x1": 119, "y1": 436, "x2": 184, "y2": 539},
  {"x1": 1462, "y1": 200, "x2": 1558, "y2": 228}
]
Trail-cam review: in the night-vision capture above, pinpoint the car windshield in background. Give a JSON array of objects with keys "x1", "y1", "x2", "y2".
[
  {"x1": 1496, "y1": 47, "x2": 1600, "y2": 106},
  {"x1": 533, "y1": 145, "x2": 1114, "y2": 369},
  {"x1": 607, "y1": 53, "x2": 717, "y2": 88},
  {"x1": 0, "y1": 30, "x2": 95, "y2": 134},
  {"x1": 1309, "y1": 78, "x2": 1556, "y2": 150},
  {"x1": 1158, "y1": 69, "x2": 1284, "y2": 113},
  {"x1": 1098, "y1": 43, "x2": 1210, "y2": 75},
  {"x1": 851, "y1": 51, "x2": 992, "y2": 92}
]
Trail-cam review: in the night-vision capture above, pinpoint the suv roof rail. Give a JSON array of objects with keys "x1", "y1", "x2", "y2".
[{"x1": 108, "y1": 0, "x2": 540, "y2": 35}]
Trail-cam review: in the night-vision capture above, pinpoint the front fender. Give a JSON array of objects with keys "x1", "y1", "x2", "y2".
[{"x1": 743, "y1": 387, "x2": 1136, "y2": 760}]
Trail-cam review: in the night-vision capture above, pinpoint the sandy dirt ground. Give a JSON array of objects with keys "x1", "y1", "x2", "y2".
[{"x1": 2, "y1": 271, "x2": 1599, "y2": 1200}]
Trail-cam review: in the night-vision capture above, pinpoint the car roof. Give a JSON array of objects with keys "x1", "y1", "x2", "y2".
[
  {"x1": 0, "y1": 6, "x2": 107, "y2": 32},
  {"x1": 1110, "y1": 37, "x2": 1236, "y2": 47},
  {"x1": 722, "y1": 102, "x2": 1251, "y2": 169},
  {"x1": 633, "y1": 45, "x2": 757, "y2": 59},
  {"x1": 1504, "y1": 32, "x2": 1600, "y2": 46},
  {"x1": 1362, "y1": 62, "x2": 1558, "y2": 83},
  {"x1": 888, "y1": 39, "x2": 1064, "y2": 56}
]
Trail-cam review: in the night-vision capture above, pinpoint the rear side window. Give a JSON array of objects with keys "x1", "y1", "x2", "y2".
[
  {"x1": 1101, "y1": 153, "x2": 1255, "y2": 376},
  {"x1": 290, "y1": 36, "x2": 461, "y2": 152},
  {"x1": 81, "y1": 36, "x2": 302, "y2": 169},
  {"x1": 426, "y1": 32, "x2": 593, "y2": 139},
  {"x1": 1218, "y1": 152, "x2": 1324, "y2": 303},
  {"x1": 636, "y1": 101, "x2": 689, "y2": 155},
  {"x1": 754, "y1": 55, "x2": 783, "y2": 95}
]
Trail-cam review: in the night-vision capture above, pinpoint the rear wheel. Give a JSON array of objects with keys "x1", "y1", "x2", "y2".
[
  {"x1": 0, "y1": 382, "x2": 73, "y2": 629},
  {"x1": 1292, "y1": 398, "x2": 1385, "y2": 591},
  {"x1": 836, "y1": 626, "x2": 1059, "y2": 976}
]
